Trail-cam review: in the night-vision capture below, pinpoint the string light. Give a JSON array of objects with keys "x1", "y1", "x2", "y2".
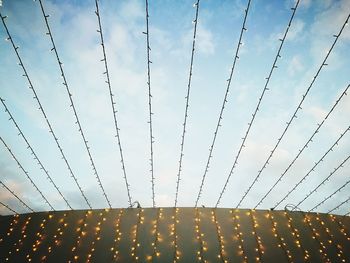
[
  {"x1": 131, "y1": 208, "x2": 144, "y2": 261},
  {"x1": 238, "y1": 13, "x2": 350, "y2": 208},
  {"x1": 151, "y1": 208, "x2": 163, "y2": 260},
  {"x1": 37, "y1": 0, "x2": 111, "y2": 208},
  {"x1": 41, "y1": 213, "x2": 68, "y2": 262},
  {"x1": 171, "y1": 208, "x2": 180, "y2": 262},
  {"x1": 144, "y1": 0, "x2": 156, "y2": 207},
  {"x1": 267, "y1": 211, "x2": 293, "y2": 262},
  {"x1": 216, "y1": 0, "x2": 301, "y2": 207},
  {"x1": 0, "y1": 214, "x2": 20, "y2": 244},
  {"x1": 195, "y1": 0, "x2": 252, "y2": 208},
  {"x1": 0, "y1": 201, "x2": 18, "y2": 214},
  {"x1": 0, "y1": 98, "x2": 72, "y2": 209},
  {"x1": 194, "y1": 208, "x2": 206, "y2": 262},
  {"x1": 211, "y1": 209, "x2": 227, "y2": 263},
  {"x1": 0, "y1": 12, "x2": 91, "y2": 209},
  {"x1": 94, "y1": 0, "x2": 132, "y2": 207},
  {"x1": 329, "y1": 214, "x2": 349, "y2": 241},
  {"x1": 0, "y1": 180, "x2": 34, "y2": 212},
  {"x1": 175, "y1": 0, "x2": 200, "y2": 207},
  {"x1": 0, "y1": 137, "x2": 54, "y2": 210},
  {"x1": 230, "y1": 209, "x2": 248, "y2": 263},
  {"x1": 274, "y1": 125, "x2": 350, "y2": 209},
  {"x1": 328, "y1": 196, "x2": 350, "y2": 214},
  {"x1": 248, "y1": 210, "x2": 264, "y2": 262},
  {"x1": 256, "y1": 84, "x2": 350, "y2": 208},
  {"x1": 111, "y1": 209, "x2": 124, "y2": 261}
]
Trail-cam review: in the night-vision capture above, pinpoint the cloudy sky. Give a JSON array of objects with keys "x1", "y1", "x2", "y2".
[{"x1": 0, "y1": 0, "x2": 349, "y2": 215}]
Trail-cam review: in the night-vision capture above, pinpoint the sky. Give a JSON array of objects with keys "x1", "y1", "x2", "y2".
[{"x1": 0, "y1": 0, "x2": 349, "y2": 216}]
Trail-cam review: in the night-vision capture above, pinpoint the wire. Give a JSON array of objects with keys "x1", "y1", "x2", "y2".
[
  {"x1": 0, "y1": 201, "x2": 18, "y2": 214},
  {"x1": 194, "y1": 0, "x2": 252, "y2": 207},
  {"x1": 236, "y1": 14, "x2": 350, "y2": 208},
  {"x1": 328, "y1": 196, "x2": 350, "y2": 214},
  {"x1": 0, "y1": 98, "x2": 72, "y2": 209},
  {"x1": 0, "y1": 137, "x2": 54, "y2": 210},
  {"x1": 274, "y1": 125, "x2": 350, "y2": 209},
  {"x1": 255, "y1": 84, "x2": 350, "y2": 208},
  {"x1": 94, "y1": 0, "x2": 132, "y2": 207},
  {"x1": 175, "y1": 0, "x2": 200, "y2": 207},
  {"x1": 143, "y1": 0, "x2": 156, "y2": 207},
  {"x1": 0, "y1": 13, "x2": 92, "y2": 209},
  {"x1": 215, "y1": 0, "x2": 301, "y2": 208},
  {"x1": 294, "y1": 154, "x2": 350, "y2": 209},
  {"x1": 37, "y1": 0, "x2": 111, "y2": 208},
  {"x1": 0, "y1": 180, "x2": 34, "y2": 212}
]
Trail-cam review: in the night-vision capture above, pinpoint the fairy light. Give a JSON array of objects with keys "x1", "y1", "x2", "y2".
[
  {"x1": 111, "y1": 209, "x2": 124, "y2": 261},
  {"x1": 171, "y1": 208, "x2": 180, "y2": 262},
  {"x1": 41, "y1": 213, "x2": 68, "y2": 262},
  {"x1": 211, "y1": 209, "x2": 226, "y2": 263},
  {"x1": 194, "y1": 208, "x2": 206, "y2": 262},
  {"x1": 329, "y1": 214, "x2": 349, "y2": 241},
  {"x1": 0, "y1": 214, "x2": 20, "y2": 244},
  {"x1": 314, "y1": 213, "x2": 345, "y2": 262},
  {"x1": 248, "y1": 210, "x2": 264, "y2": 262},
  {"x1": 283, "y1": 211, "x2": 310, "y2": 261},
  {"x1": 302, "y1": 212, "x2": 331, "y2": 262},
  {"x1": 5, "y1": 216, "x2": 32, "y2": 262},
  {"x1": 231, "y1": 209, "x2": 248, "y2": 263},
  {"x1": 71, "y1": 210, "x2": 92, "y2": 262},
  {"x1": 131, "y1": 208, "x2": 144, "y2": 261},
  {"x1": 86, "y1": 209, "x2": 109, "y2": 262},
  {"x1": 29, "y1": 213, "x2": 54, "y2": 257},
  {"x1": 267, "y1": 212, "x2": 293, "y2": 263},
  {"x1": 150, "y1": 208, "x2": 163, "y2": 260}
]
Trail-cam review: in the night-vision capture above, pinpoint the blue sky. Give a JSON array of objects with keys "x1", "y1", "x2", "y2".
[{"x1": 0, "y1": 0, "x2": 349, "y2": 215}]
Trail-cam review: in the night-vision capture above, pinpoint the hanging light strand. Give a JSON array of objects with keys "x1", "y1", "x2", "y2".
[
  {"x1": 152, "y1": 208, "x2": 163, "y2": 260},
  {"x1": 37, "y1": 0, "x2": 111, "y2": 208},
  {"x1": 172, "y1": 208, "x2": 180, "y2": 262},
  {"x1": 237, "y1": 13, "x2": 350, "y2": 208},
  {"x1": 310, "y1": 178, "x2": 350, "y2": 212},
  {"x1": 195, "y1": 0, "x2": 252, "y2": 207},
  {"x1": 194, "y1": 208, "x2": 205, "y2": 262},
  {"x1": 111, "y1": 209, "x2": 124, "y2": 261},
  {"x1": 175, "y1": 0, "x2": 200, "y2": 207},
  {"x1": 0, "y1": 13, "x2": 91, "y2": 209},
  {"x1": 0, "y1": 137, "x2": 54, "y2": 210},
  {"x1": 274, "y1": 126, "x2": 350, "y2": 209},
  {"x1": 0, "y1": 201, "x2": 18, "y2": 214},
  {"x1": 294, "y1": 155, "x2": 350, "y2": 209},
  {"x1": 230, "y1": 209, "x2": 248, "y2": 263},
  {"x1": 215, "y1": 0, "x2": 301, "y2": 207},
  {"x1": 0, "y1": 98, "x2": 72, "y2": 210},
  {"x1": 94, "y1": 0, "x2": 132, "y2": 207},
  {"x1": 255, "y1": 84, "x2": 350, "y2": 209},
  {"x1": 211, "y1": 209, "x2": 226, "y2": 263},
  {"x1": 248, "y1": 210, "x2": 264, "y2": 262},
  {"x1": 0, "y1": 180, "x2": 34, "y2": 213},
  {"x1": 143, "y1": 0, "x2": 156, "y2": 207}
]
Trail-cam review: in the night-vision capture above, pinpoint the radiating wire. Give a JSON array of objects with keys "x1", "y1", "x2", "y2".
[
  {"x1": 0, "y1": 137, "x2": 54, "y2": 210},
  {"x1": 328, "y1": 196, "x2": 350, "y2": 214},
  {"x1": 255, "y1": 84, "x2": 350, "y2": 209},
  {"x1": 274, "y1": 125, "x2": 350, "y2": 209},
  {"x1": 0, "y1": 180, "x2": 34, "y2": 212},
  {"x1": 37, "y1": 0, "x2": 111, "y2": 208},
  {"x1": 0, "y1": 98, "x2": 72, "y2": 209},
  {"x1": 175, "y1": 0, "x2": 200, "y2": 207},
  {"x1": 0, "y1": 201, "x2": 18, "y2": 214},
  {"x1": 215, "y1": 0, "x2": 301, "y2": 207},
  {"x1": 294, "y1": 155, "x2": 350, "y2": 209},
  {"x1": 194, "y1": 0, "x2": 252, "y2": 208},
  {"x1": 144, "y1": 0, "x2": 156, "y2": 207},
  {"x1": 94, "y1": 0, "x2": 132, "y2": 207},
  {"x1": 0, "y1": 13, "x2": 92, "y2": 209},
  {"x1": 237, "y1": 15, "x2": 350, "y2": 208},
  {"x1": 310, "y1": 178, "x2": 350, "y2": 212}
]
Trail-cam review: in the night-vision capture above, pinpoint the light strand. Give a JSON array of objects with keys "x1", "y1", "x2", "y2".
[
  {"x1": 248, "y1": 210, "x2": 264, "y2": 262},
  {"x1": 274, "y1": 125, "x2": 350, "y2": 209},
  {"x1": 151, "y1": 208, "x2": 163, "y2": 260},
  {"x1": 230, "y1": 209, "x2": 248, "y2": 263},
  {"x1": 0, "y1": 214, "x2": 20, "y2": 244},
  {"x1": 237, "y1": 13, "x2": 350, "y2": 208},
  {"x1": 256, "y1": 84, "x2": 350, "y2": 208},
  {"x1": 131, "y1": 208, "x2": 144, "y2": 261},
  {"x1": 0, "y1": 13, "x2": 91, "y2": 209},
  {"x1": 144, "y1": 0, "x2": 156, "y2": 207},
  {"x1": 0, "y1": 180, "x2": 34, "y2": 212},
  {"x1": 37, "y1": 0, "x2": 111, "y2": 208},
  {"x1": 175, "y1": 0, "x2": 200, "y2": 207},
  {"x1": 71, "y1": 210, "x2": 92, "y2": 262},
  {"x1": 216, "y1": 0, "x2": 301, "y2": 207},
  {"x1": 111, "y1": 209, "x2": 124, "y2": 261},
  {"x1": 329, "y1": 214, "x2": 349, "y2": 241},
  {"x1": 94, "y1": 0, "x2": 132, "y2": 207},
  {"x1": 0, "y1": 98, "x2": 72, "y2": 209},
  {"x1": 328, "y1": 196, "x2": 350, "y2": 214},
  {"x1": 0, "y1": 137, "x2": 54, "y2": 210},
  {"x1": 294, "y1": 155, "x2": 350, "y2": 209},
  {"x1": 195, "y1": 0, "x2": 252, "y2": 207},
  {"x1": 194, "y1": 208, "x2": 206, "y2": 262},
  {"x1": 0, "y1": 201, "x2": 17, "y2": 214},
  {"x1": 172, "y1": 208, "x2": 180, "y2": 262},
  {"x1": 211, "y1": 209, "x2": 226, "y2": 263}
]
